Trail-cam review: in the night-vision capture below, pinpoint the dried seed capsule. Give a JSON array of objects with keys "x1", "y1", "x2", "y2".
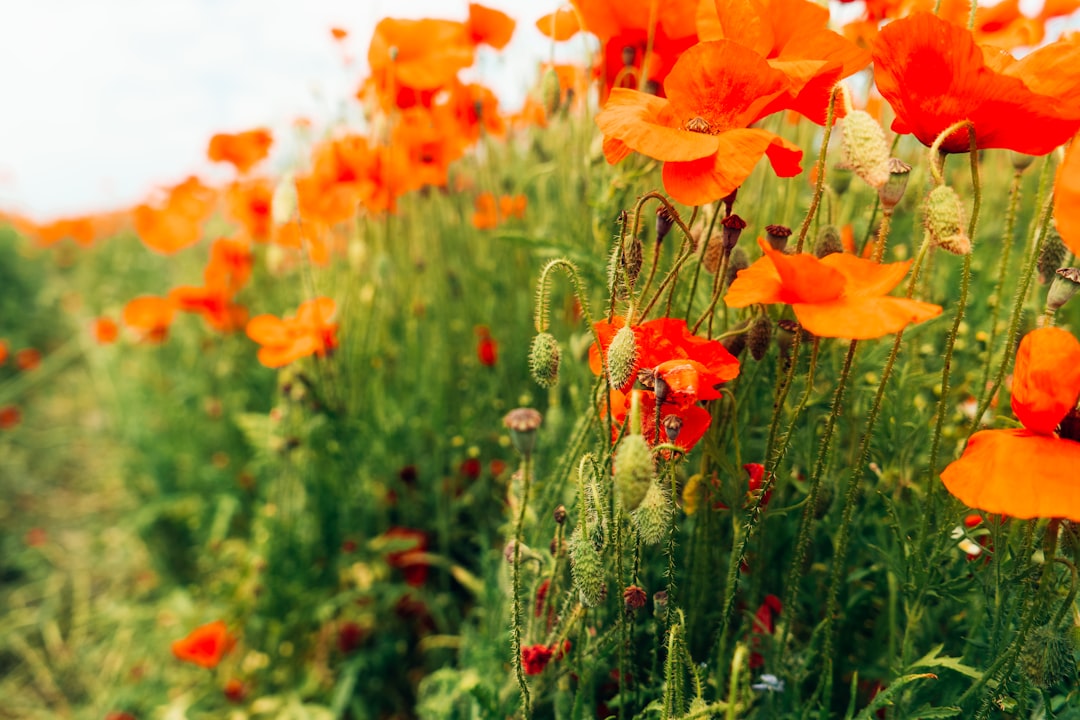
[
  {"x1": 721, "y1": 213, "x2": 747, "y2": 252},
  {"x1": 814, "y1": 225, "x2": 843, "y2": 258},
  {"x1": 748, "y1": 314, "x2": 773, "y2": 362},
  {"x1": 1047, "y1": 267, "x2": 1080, "y2": 312},
  {"x1": 878, "y1": 158, "x2": 912, "y2": 211},
  {"x1": 764, "y1": 224, "x2": 792, "y2": 252},
  {"x1": 503, "y1": 408, "x2": 543, "y2": 456},
  {"x1": 702, "y1": 234, "x2": 724, "y2": 274}
]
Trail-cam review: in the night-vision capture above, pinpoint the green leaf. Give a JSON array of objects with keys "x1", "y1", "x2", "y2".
[{"x1": 911, "y1": 643, "x2": 982, "y2": 679}]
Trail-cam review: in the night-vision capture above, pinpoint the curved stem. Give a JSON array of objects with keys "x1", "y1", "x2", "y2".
[
  {"x1": 795, "y1": 86, "x2": 841, "y2": 253},
  {"x1": 511, "y1": 455, "x2": 533, "y2": 718}
]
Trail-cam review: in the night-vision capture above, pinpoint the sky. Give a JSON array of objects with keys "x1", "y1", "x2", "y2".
[{"x1": 0, "y1": 1, "x2": 578, "y2": 219}]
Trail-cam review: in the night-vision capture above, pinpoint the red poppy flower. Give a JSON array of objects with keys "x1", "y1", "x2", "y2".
[
  {"x1": 382, "y1": 527, "x2": 429, "y2": 587},
  {"x1": 123, "y1": 296, "x2": 177, "y2": 344},
  {"x1": 15, "y1": 348, "x2": 41, "y2": 371},
  {"x1": 696, "y1": 0, "x2": 870, "y2": 124},
  {"x1": 725, "y1": 239, "x2": 941, "y2": 339},
  {"x1": 475, "y1": 325, "x2": 498, "y2": 366},
  {"x1": 941, "y1": 327, "x2": 1080, "y2": 520},
  {"x1": 0, "y1": 405, "x2": 21, "y2": 430},
  {"x1": 171, "y1": 620, "x2": 236, "y2": 669},
  {"x1": 1054, "y1": 135, "x2": 1080, "y2": 256},
  {"x1": 246, "y1": 297, "x2": 338, "y2": 368},
  {"x1": 467, "y1": 3, "x2": 515, "y2": 50},
  {"x1": 872, "y1": 12, "x2": 1080, "y2": 154},
  {"x1": 596, "y1": 40, "x2": 803, "y2": 206}
]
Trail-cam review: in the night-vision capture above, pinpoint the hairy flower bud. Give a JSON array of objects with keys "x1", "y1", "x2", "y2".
[
  {"x1": 1047, "y1": 267, "x2": 1080, "y2": 312},
  {"x1": 631, "y1": 480, "x2": 671, "y2": 545},
  {"x1": 1020, "y1": 622, "x2": 1076, "y2": 689},
  {"x1": 725, "y1": 246, "x2": 749, "y2": 288},
  {"x1": 606, "y1": 325, "x2": 638, "y2": 390},
  {"x1": 925, "y1": 185, "x2": 971, "y2": 256},
  {"x1": 569, "y1": 527, "x2": 605, "y2": 607},
  {"x1": 529, "y1": 332, "x2": 561, "y2": 388},
  {"x1": 655, "y1": 206, "x2": 675, "y2": 244},
  {"x1": 722, "y1": 318, "x2": 750, "y2": 357},
  {"x1": 829, "y1": 165, "x2": 853, "y2": 196},
  {"x1": 614, "y1": 434, "x2": 654, "y2": 512},
  {"x1": 702, "y1": 234, "x2": 724, "y2": 274},
  {"x1": 1038, "y1": 227, "x2": 1066, "y2": 284},
  {"x1": 814, "y1": 225, "x2": 843, "y2": 258},
  {"x1": 748, "y1": 314, "x2": 773, "y2": 361},
  {"x1": 840, "y1": 110, "x2": 890, "y2": 189}
]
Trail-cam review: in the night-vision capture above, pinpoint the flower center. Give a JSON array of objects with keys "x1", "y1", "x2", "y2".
[
  {"x1": 684, "y1": 116, "x2": 712, "y2": 134},
  {"x1": 1059, "y1": 408, "x2": 1080, "y2": 442}
]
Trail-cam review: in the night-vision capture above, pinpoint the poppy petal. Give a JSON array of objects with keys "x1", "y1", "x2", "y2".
[
  {"x1": 941, "y1": 429, "x2": 1080, "y2": 520},
  {"x1": 1054, "y1": 138, "x2": 1080, "y2": 257},
  {"x1": 820, "y1": 253, "x2": 911, "y2": 297},
  {"x1": 724, "y1": 255, "x2": 785, "y2": 308},
  {"x1": 661, "y1": 129, "x2": 796, "y2": 206},
  {"x1": 535, "y1": 8, "x2": 580, "y2": 41},
  {"x1": 763, "y1": 247, "x2": 846, "y2": 304},
  {"x1": 596, "y1": 90, "x2": 719, "y2": 162},
  {"x1": 1011, "y1": 327, "x2": 1080, "y2": 435},
  {"x1": 793, "y1": 296, "x2": 941, "y2": 339}
]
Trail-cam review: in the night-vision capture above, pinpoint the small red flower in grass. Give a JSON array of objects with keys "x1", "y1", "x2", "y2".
[
  {"x1": 0, "y1": 405, "x2": 21, "y2": 430},
  {"x1": 475, "y1": 325, "x2": 498, "y2": 366},
  {"x1": 223, "y1": 678, "x2": 246, "y2": 703},
  {"x1": 941, "y1": 327, "x2": 1080, "y2": 520},
  {"x1": 382, "y1": 527, "x2": 430, "y2": 587},
  {"x1": 93, "y1": 317, "x2": 119, "y2": 345},
  {"x1": 15, "y1": 348, "x2": 41, "y2": 371},
  {"x1": 172, "y1": 620, "x2": 236, "y2": 669},
  {"x1": 521, "y1": 640, "x2": 571, "y2": 675}
]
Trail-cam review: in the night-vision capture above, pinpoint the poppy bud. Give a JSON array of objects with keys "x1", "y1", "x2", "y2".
[
  {"x1": 1038, "y1": 227, "x2": 1066, "y2": 284},
  {"x1": 722, "y1": 319, "x2": 750, "y2": 358},
  {"x1": 1047, "y1": 268, "x2": 1080, "y2": 312},
  {"x1": 721, "y1": 214, "x2": 747, "y2": 252},
  {"x1": 529, "y1": 332, "x2": 561, "y2": 388},
  {"x1": 621, "y1": 45, "x2": 636, "y2": 67},
  {"x1": 631, "y1": 480, "x2": 671, "y2": 545},
  {"x1": 655, "y1": 206, "x2": 675, "y2": 244},
  {"x1": 614, "y1": 434, "x2": 654, "y2": 512},
  {"x1": 925, "y1": 185, "x2": 971, "y2": 256},
  {"x1": 839, "y1": 110, "x2": 890, "y2": 189},
  {"x1": 569, "y1": 527, "x2": 605, "y2": 607},
  {"x1": 661, "y1": 414, "x2": 683, "y2": 444},
  {"x1": 722, "y1": 188, "x2": 738, "y2": 216},
  {"x1": 765, "y1": 224, "x2": 792, "y2": 252},
  {"x1": 606, "y1": 325, "x2": 638, "y2": 391},
  {"x1": 1020, "y1": 622, "x2": 1076, "y2": 689},
  {"x1": 878, "y1": 158, "x2": 912, "y2": 211},
  {"x1": 748, "y1": 314, "x2": 773, "y2": 361},
  {"x1": 624, "y1": 236, "x2": 644, "y2": 289},
  {"x1": 623, "y1": 584, "x2": 647, "y2": 611},
  {"x1": 553, "y1": 504, "x2": 567, "y2": 524},
  {"x1": 725, "y1": 246, "x2": 749, "y2": 288},
  {"x1": 503, "y1": 408, "x2": 543, "y2": 456},
  {"x1": 702, "y1": 234, "x2": 724, "y2": 274},
  {"x1": 541, "y1": 67, "x2": 561, "y2": 119},
  {"x1": 814, "y1": 225, "x2": 843, "y2": 258}
]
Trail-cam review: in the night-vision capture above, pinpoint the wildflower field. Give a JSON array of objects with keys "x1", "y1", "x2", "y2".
[{"x1": 5, "y1": 1, "x2": 1080, "y2": 718}]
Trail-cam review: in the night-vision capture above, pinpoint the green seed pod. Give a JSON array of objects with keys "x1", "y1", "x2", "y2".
[
  {"x1": 829, "y1": 165, "x2": 853, "y2": 196},
  {"x1": 748, "y1": 314, "x2": 773, "y2": 362},
  {"x1": 541, "y1": 67, "x2": 561, "y2": 119},
  {"x1": 878, "y1": 158, "x2": 912, "y2": 211},
  {"x1": 1011, "y1": 151, "x2": 1035, "y2": 172},
  {"x1": 1020, "y1": 622, "x2": 1076, "y2": 689},
  {"x1": 764, "y1": 224, "x2": 792, "y2": 252},
  {"x1": 925, "y1": 185, "x2": 971, "y2": 256},
  {"x1": 606, "y1": 325, "x2": 638, "y2": 390},
  {"x1": 721, "y1": 318, "x2": 751, "y2": 358},
  {"x1": 631, "y1": 480, "x2": 671, "y2": 545},
  {"x1": 569, "y1": 526, "x2": 605, "y2": 607},
  {"x1": 614, "y1": 433, "x2": 654, "y2": 512},
  {"x1": 814, "y1": 225, "x2": 843, "y2": 258},
  {"x1": 840, "y1": 110, "x2": 890, "y2": 189},
  {"x1": 1047, "y1": 267, "x2": 1080, "y2": 312},
  {"x1": 528, "y1": 332, "x2": 561, "y2": 388},
  {"x1": 1038, "y1": 226, "x2": 1066, "y2": 284}
]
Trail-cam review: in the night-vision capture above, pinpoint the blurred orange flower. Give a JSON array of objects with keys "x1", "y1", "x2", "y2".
[
  {"x1": 172, "y1": 620, "x2": 236, "y2": 669},
  {"x1": 207, "y1": 128, "x2": 273, "y2": 174},
  {"x1": 134, "y1": 176, "x2": 217, "y2": 254},
  {"x1": 0, "y1": 339, "x2": 7, "y2": 366},
  {"x1": 246, "y1": 297, "x2": 338, "y2": 368},
  {"x1": 596, "y1": 40, "x2": 802, "y2": 206},
  {"x1": 1054, "y1": 138, "x2": 1080, "y2": 256},
  {"x1": 536, "y1": 7, "x2": 581, "y2": 41},
  {"x1": 123, "y1": 296, "x2": 178, "y2": 344},
  {"x1": 330, "y1": 27, "x2": 348, "y2": 41},
  {"x1": 0, "y1": 405, "x2": 20, "y2": 430},
  {"x1": 93, "y1": 317, "x2": 119, "y2": 345},
  {"x1": 367, "y1": 17, "x2": 474, "y2": 108},
  {"x1": 725, "y1": 239, "x2": 941, "y2": 339},
  {"x1": 941, "y1": 327, "x2": 1080, "y2": 520},
  {"x1": 16, "y1": 348, "x2": 41, "y2": 371},
  {"x1": 467, "y1": 3, "x2": 515, "y2": 49}
]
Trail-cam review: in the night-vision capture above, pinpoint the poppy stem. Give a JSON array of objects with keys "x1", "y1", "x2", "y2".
[
  {"x1": 927, "y1": 119, "x2": 974, "y2": 185},
  {"x1": 511, "y1": 455, "x2": 533, "y2": 719},
  {"x1": 795, "y1": 86, "x2": 841, "y2": 253}
]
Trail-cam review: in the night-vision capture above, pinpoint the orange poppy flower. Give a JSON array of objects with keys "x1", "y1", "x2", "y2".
[
  {"x1": 123, "y1": 295, "x2": 177, "y2": 344},
  {"x1": 0, "y1": 339, "x2": 7, "y2": 365},
  {"x1": 169, "y1": 285, "x2": 248, "y2": 333},
  {"x1": 941, "y1": 327, "x2": 1080, "y2": 520},
  {"x1": 207, "y1": 128, "x2": 273, "y2": 174},
  {"x1": 472, "y1": 192, "x2": 498, "y2": 229},
  {"x1": 499, "y1": 194, "x2": 526, "y2": 220},
  {"x1": 467, "y1": 3, "x2": 515, "y2": 50},
  {"x1": 1054, "y1": 137, "x2": 1080, "y2": 256},
  {"x1": 226, "y1": 179, "x2": 273, "y2": 242},
  {"x1": 367, "y1": 18, "x2": 474, "y2": 106},
  {"x1": 0, "y1": 405, "x2": 20, "y2": 431},
  {"x1": 93, "y1": 317, "x2": 119, "y2": 345},
  {"x1": 330, "y1": 27, "x2": 348, "y2": 41},
  {"x1": 134, "y1": 176, "x2": 217, "y2": 255},
  {"x1": 536, "y1": 7, "x2": 581, "y2": 41},
  {"x1": 725, "y1": 239, "x2": 941, "y2": 339},
  {"x1": 172, "y1": 620, "x2": 236, "y2": 669},
  {"x1": 596, "y1": 40, "x2": 803, "y2": 206},
  {"x1": 204, "y1": 237, "x2": 254, "y2": 295},
  {"x1": 246, "y1": 297, "x2": 338, "y2": 369},
  {"x1": 696, "y1": 0, "x2": 870, "y2": 124},
  {"x1": 872, "y1": 12, "x2": 1080, "y2": 154}
]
